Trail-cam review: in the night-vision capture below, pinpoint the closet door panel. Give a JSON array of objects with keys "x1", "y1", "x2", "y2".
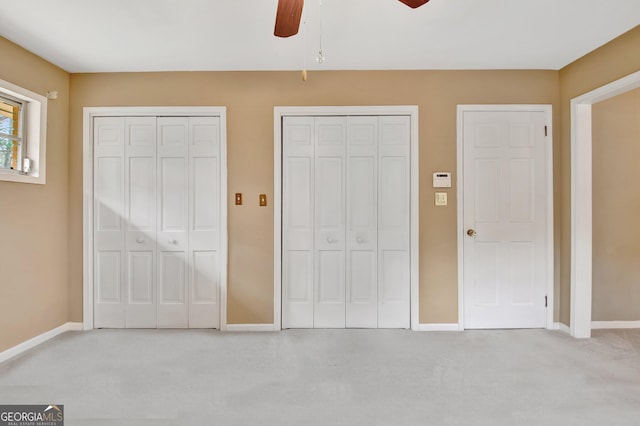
[
  {"x1": 157, "y1": 118, "x2": 189, "y2": 328},
  {"x1": 282, "y1": 117, "x2": 315, "y2": 328},
  {"x1": 314, "y1": 117, "x2": 346, "y2": 328},
  {"x1": 346, "y1": 117, "x2": 378, "y2": 328},
  {"x1": 378, "y1": 116, "x2": 411, "y2": 328},
  {"x1": 94, "y1": 117, "x2": 125, "y2": 328},
  {"x1": 124, "y1": 117, "x2": 157, "y2": 328},
  {"x1": 188, "y1": 117, "x2": 220, "y2": 328}
]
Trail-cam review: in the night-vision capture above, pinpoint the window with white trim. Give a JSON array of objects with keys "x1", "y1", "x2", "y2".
[
  {"x1": 0, "y1": 79, "x2": 47, "y2": 184},
  {"x1": 0, "y1": 93, "x2": 26, "y2": 172}
]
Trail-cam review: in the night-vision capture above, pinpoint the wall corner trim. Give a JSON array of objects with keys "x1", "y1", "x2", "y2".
[
  {"x1": 417, "y1": 323, "x2": 461, "y2": 332},
  {"x1": 225, "y1": 324, "x2": 276, "y2": 332},
  {"x1": 0, "y1": 322, "x2": 83, "y2": 364}
]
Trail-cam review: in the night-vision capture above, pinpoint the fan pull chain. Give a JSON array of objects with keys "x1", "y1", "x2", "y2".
[
  {"x1": 302, "y1": 17, "x2": 308, "y2": 81},
  {"x1": 316, "y1": 0, "x2": 325, "y2": 64}
]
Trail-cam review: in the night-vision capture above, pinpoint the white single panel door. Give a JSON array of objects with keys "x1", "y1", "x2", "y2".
[
  {"x1": 157, "y1": 117, "x2": 189, "y2": 328},
  {"x1": 463, "y1": 111, "x2": 548, "y2": 329},
  {"x1": 378, "y1": 116, "x2": 411, "y2": 329},
  {"x1": 314, "y1": 117, "x2": 347, "y2": 328},
  {"x1": 188, "y1": 117, "x2": 221, "y2": 328},
  {"x1": 94, "y1": 117, "x2": 126, "y2": 328},
  {"x1": 282, "y1": 117, "x2": 315, "y2": 328},
  {"x1": 124, "y1": 117, "x2": 157, "y2": 328},
  {"x1": 346, "y1": 117, "x2": 378, "y2": 328}
]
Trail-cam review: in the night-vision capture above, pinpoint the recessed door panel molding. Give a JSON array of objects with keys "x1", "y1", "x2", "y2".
[
  {"x1": 158, "y1": 251, "x2": 188, "y2": 328},
  {"x1": 191, "y1": 251, "x2": 218, "y2": 304},
  {"x1": 509, "y1": 159, "x2": 535, "y2": 223},
  {"x1": 127, "y1": 251, "x2": 156, "y2": 328},
  {"x1": 159, "y1": 252, "x2": 187, "y2": 304},
  {"x1": 192, "y1": 157, "x2": 218, "y2": 231},
  {"x1": 128, "y1": 252, "x2": 154, "y2": 304},
  {"x1": 128, "y1": 157, "x2": 155, "y2": 231},
  {"x1": 89, "y1": 109, "x2": 226, "y2": 330},
  {"x1": 315, "y1": 250, "x2": 346, "y2": 328},
  {"x1": 508, "y1": 242, "x2": 535, "y2": 305},
  {"x1": 460, "y1": 107, "x2": 550, "y2": 330},
  {"x1": 284, "y1": 251, "x2": 314, "y2": 328},
  {"x1": 96, "y1": 251, "x2": 122, "y2": 304},
  {"x1": 96, "y1": 157, "x2": 124, "y2": 233},
  {"x1": 282, "y1": 114, "x2": 411, "y2": 329},
  {"x1": 474, "y1": 159, "x2": 499, "y2": 223},
  {"x1": 159, "y1": 157, "x2": 187, "y2": 233}
]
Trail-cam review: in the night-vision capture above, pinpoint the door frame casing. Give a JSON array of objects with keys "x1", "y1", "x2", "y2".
[
  {"x1": 82, "y1": 106, "x2": 228, "y2": 331},
  {"x1": 273, "y1": 106, "x2": 420, "y2": 330},
  {"x1": 570, "y1": 70, "x2": 640, "y2": 338},
  {"x1": 456, "y1": 104, "x2": 555, "y2": 330}
]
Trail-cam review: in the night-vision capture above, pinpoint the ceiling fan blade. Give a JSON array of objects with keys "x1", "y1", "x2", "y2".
[
  {"x1": 274, "y1": 0, "x2": 304, "y2": 38},
  {"x1": 398, "y1": 0, "x2": 430, "y2": 8}
]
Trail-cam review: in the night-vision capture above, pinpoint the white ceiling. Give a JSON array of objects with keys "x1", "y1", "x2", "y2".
[{"x1": 1, "y1": 0, "x2": 639, "y2": 73}]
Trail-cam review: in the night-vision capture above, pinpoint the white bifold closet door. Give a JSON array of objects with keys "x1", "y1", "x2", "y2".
[
  {"x1": 282, "y1": 115, "x2": 410, "y2": 329},
  {"x1": 93, "y1": 116, "x2": 221, "y2": 329}
]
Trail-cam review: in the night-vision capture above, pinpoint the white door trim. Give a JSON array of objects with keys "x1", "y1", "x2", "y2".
[
  {"x1": 570, "y1": 70, "x2": 640, "y2": 338},
  {"x1": 82, "y1": 106, "x2": 228, "y2": 331},
  {"x1": 456, "y1": 104, "x2": 554, "y2": 330},
  {"x1": 273, "y1": 106, "x2": 419, "y2": 330}
]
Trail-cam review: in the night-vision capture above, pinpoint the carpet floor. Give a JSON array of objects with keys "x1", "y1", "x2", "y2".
[{"x1": 1, "y1": 329, "x2": 639, "y2": 425}]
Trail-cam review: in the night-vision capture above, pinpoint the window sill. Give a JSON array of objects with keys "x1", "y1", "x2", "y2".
[{"x1": 0, "y1": 169, "x2": 44, "y2": 184}]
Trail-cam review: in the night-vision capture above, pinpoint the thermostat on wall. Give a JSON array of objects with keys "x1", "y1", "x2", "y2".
[{"x1": 433, "y1": 172, "x2": 452, "y2": 188}]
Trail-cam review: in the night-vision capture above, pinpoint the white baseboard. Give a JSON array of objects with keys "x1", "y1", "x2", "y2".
[
  {"x1": 591, "y1": 321, "x2": 640, "y2": 330},
  {"x1": 417, "y1": 323, "x2": 460, "y2": 331},
  {"x1": 226, "y1": 324, "x2": 275, "y2": 332},
  {"x1": 0, "y1": 322, "x2": 83, "y2": 364},
  {"x1": 552, "y1": 322, "x2": 570, "y2": 334}
]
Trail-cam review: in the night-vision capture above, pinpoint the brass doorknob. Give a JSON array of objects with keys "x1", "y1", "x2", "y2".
[{"x1": 467, "y1": 229, "x2": 477, "y2": 237}]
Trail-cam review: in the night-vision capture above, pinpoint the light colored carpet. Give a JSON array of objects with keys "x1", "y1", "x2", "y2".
[{"x1": 1, "y1": 329, "x2": 640, "y2": 425}]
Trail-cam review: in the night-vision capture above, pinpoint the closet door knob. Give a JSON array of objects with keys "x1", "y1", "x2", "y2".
[
  {"x1": 169, "y1": 239, "x2": 178, "y2": 245},
  {"x1": 356, "y1": 237, "x2": 364, "y2": 244},
  {"x1": 136, "y1": 237, "x2": 145, "y2": 244},
  {"x1": 327, "y1": 237, "x2": 335, "y2": 244}
]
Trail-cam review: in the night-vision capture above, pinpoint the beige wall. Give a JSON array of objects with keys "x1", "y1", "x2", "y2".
[
  {"x1": 592, "y1": 88, "x2": 640, "y2": 321},
  {"x1": 558, "y1": 25, "x2": 640, "y2": 325},
  {"x1": 68, "y1": 70, "x2": 561, "y2": 324},
  {"x1": 1, "y1": 25, "x2": 636, "y2": 345},
  {"x1": 0, "y1": 38, "x2": 70, "y2": 352}
]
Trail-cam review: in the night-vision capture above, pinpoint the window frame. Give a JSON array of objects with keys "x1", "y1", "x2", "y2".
[
  {"x1": 0, "y1": 78, "x2": 47, "y2": 185},
  {"x1": 0, "y1": 92, "x2": 27, "y2": 173}
]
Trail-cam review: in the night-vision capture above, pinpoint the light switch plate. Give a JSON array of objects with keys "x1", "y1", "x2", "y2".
[
  {"x1": 235, "y1": 193, "x2": 242, "y2": 205},
  {"x1": 435, "y1": 192, "x2": 448, "y2": 206},
  {"x1": 259, "y1": 194, "x2": 267, "y2": 207}
]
